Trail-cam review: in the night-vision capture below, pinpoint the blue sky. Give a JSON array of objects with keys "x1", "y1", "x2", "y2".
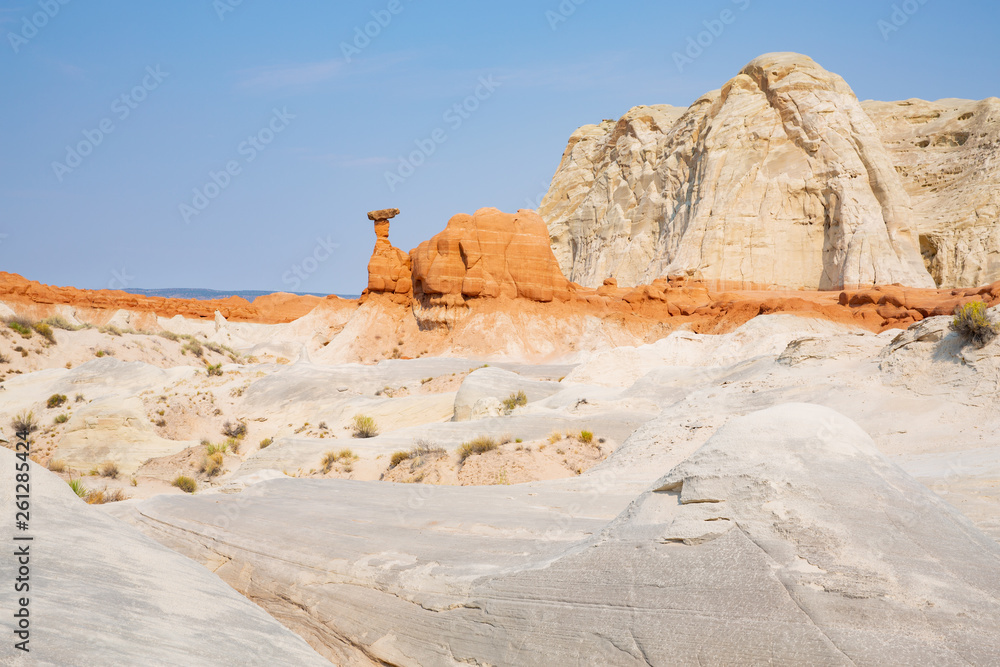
[{"x1": 2, "y1": 0, "x2": 998, "y2": 295}]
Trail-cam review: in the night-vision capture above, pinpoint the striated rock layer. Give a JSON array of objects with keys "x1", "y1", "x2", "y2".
[
  {"x1": 540, "y1": 52, "x2": 997, "y2": 290},
  {"x1": 863, "y1": 97, "x2": 1000, "y2": 288}
]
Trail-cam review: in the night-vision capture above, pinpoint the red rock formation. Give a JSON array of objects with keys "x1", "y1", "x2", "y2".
[
  {"x1": 364, "y1": 208, "x2": 412, "y2": 302},
  {"x1": 0, "y1": 272, "x2": 343, "y2": 325},
  {"x1": 410, "y1": 208, "x2": 573, "y2": 302}
]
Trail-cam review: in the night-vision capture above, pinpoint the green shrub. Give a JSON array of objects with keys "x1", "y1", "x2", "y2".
[
  {"x1": 6, "y1": 317, "x2": 32, "y2": 338},
  {"x1": 158, "y1": 330, "x2": 181, "y2": 342},
  {"x1": 53, "y1": 413, "x2": 68, "y2": 425},
  {"x1": 259, "y1": 437, "x2": 273, "y2": 449},
  {"x1": 172, "y1": 476, "x2": 197, "y2": 493},
  {"x1": 952, "y1": 302, "x2": 998, "y2": 348},
  {"x1": 352, "y1": 414, "x2": 379, "y2": 438},
  {"x1": 46, "y1": 394, "x2": 68, "y2": 409},
  {"x1": 182, "y1": 339, "x2": 203, "y2": 357},
  {"x1": 67, "y1": 478, "x2": 87, "y2": 498},
  {"x1": 458, "y1": 436, "x2": 499, "y2": 462},
  {"x1": 579, "y1": 430, "x2": 594, "y2": 444},
  {"x1": 225, "y1": 437, "x2": 240, "y2": 455},
  {"x1": 502, "y1": 390, "x2": 528, "y2": 413},
  {"x1": 206, "y1": 362, "x2": 223, "y2": 377}
]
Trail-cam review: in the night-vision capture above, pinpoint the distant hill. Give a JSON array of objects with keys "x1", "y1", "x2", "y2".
[{"x1": 123, "y1": 288, "x2": 360, "y2": 301}]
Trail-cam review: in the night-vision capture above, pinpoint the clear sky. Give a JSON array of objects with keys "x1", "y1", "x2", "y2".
[{"x1": 2, "y1": 0, "x2": 998, "y2": 295}]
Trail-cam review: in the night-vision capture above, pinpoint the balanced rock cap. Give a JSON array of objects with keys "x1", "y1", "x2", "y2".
[{"x1": 367, "y1": 208, "x2": 400, "y2": 221}]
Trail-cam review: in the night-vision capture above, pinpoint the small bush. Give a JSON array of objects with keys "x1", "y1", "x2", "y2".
[
  {"x1": 352, "y1": 414, "x2": 379, "y2": 439},
  {"x1": 322, "y1": 448, "x2": 358, "y2": 472},
  {"x1": 201, "y1": 452, "x2": 224, "y2": 477},
  {"x1": 75, "y1": 393, "x2": 85, "y2": 403},
  {"x1": 548, "y1": 432, "x2": 561, "y2": 445},
  {"x1": 173, "y1": 476, "x2": 197, "y2": 493},
  {"x1": 502, "y1": 390, "x2": 528, "y2": 413},
  {"x1": 0, "y1": 352, "x2": 8, "y2": 363},
  {"x1": 259, "y1": 437, "x2": 273, "y2": 449},
  {"x1": 952, "y1": 301, "x2": 998, "y2": 348},
  {"x1": 32, "y1": 322, "x2": 56, "y2": 344},
  {"x1": 182, "y1": 340, "x2": 203, "y2": 357},
  {"x1": 42, "y1": 316, "x2": 79, "y2": 331},
  {"x1": 46, "y1": 394, "x2": 68, "y2": 409},
  {"x1": 222, "y1": 420, "x2": 247, "y2": 439},
  {"x1": 226, "y1": 437, "x2": 240, "y2": 455},
  {"x1": 206, "y1": 363, "x2": 223, "y2": 377},
  {"x1": 53, "y1": 413, "x2": 68, "y2": 425},
  {"x1": 48, "y1": 459, "x2": 67, "y2": 473},
  {"x1": 458, "y1": 436, "x2": 499, "y2": 462},
  {"x1": 6, "y1": 319, "x2": 32, "y2": 338},
  {"x1": 158, "y1": 330, "x2": 181, "y2": 342},
  {"x1": 579, "y1": 430, "x2": 594, "y2": 444},
  {"x1": 11, "y1": 411, "x2": 38, "y2": 437},
  {"x1": 390, "y1": 450, "x2": 411, "y2": 468},
  {"x1": 67, "y1": 478, "x2": 87, "y2": 498},
  {"x1": 98, "y1": 461, "x2": 119, "y2": 479},
  {"x1": 205, "y1": 442, "x2": 228, "y2": 456}
]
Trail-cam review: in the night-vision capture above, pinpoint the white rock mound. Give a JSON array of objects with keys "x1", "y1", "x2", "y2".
[
  {"x1": 541, "y1": 52, "x2": 939, "y2": 291},
  {"x1": 112, "y1": 404, "x2": 1000, "y2": 665}
]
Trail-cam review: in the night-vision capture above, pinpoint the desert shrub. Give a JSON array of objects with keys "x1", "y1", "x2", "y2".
[
  {"x1": 42, "y1": 316, "x2": 79, "y2": 331},
  {"x1": 181, "y1": 339, "x2": 203, "y2": 357},
  {"x1": 458, "y1": 436, "x2": 499, "y2": 462},
  {"x1": 98, "y1": 461, "x2": 119, "y2": 479},
  {"x1": 201, "y1": 452, "x2": 224, "y2": 477},
  {"x1": 502, "y1": 390, "x2": 528, "y2": 413},
  {"x1": 390, "y1": 450, "x2": 411, "y2": 468},
  {"x1": 172, "y1": 476, "x2": 197, "y2": 493},
  {"x1": 548, "y1": 432, "x2": 561, "y2": 445},
  {"x1": 75, "y1": 393, "x2": 85, "y2": 402},
  {"x1": 32, "y1": 322, "x2": 56, "y2": 344},
  {"x1": 67, "y1": 478, "x2": 87, "y2": 498},
  {"x1": 206, "y1": 362, "x2": 223, "y2": 377},
  {"x1": 157, "y1": 330, "x2": 180, "y2": 342},
  {"x1": 0, "y1": 352, "x2": 8, "y2": 363},
  {"x1": 421, "y1": 377, "x2": 433, "y2": 385},
  {"x1": 84, "y1": 488, "x2": 105, "y2": 504},
  {"x1": 99, "y1": 325, "x2": 123, "y2": 337},
  {"x1": 259, "y1": 437, "x2": 273, "y2": 449},
  {"x1": 226, "y1": 437, "x2": 240, "y2": 454},
  {"x1": 951, "y1": 301, "x2": 998, "y2": 348},
  {"x1": 53, "y1": 413, "x2": 68, "y2": 425},
  {"x1": 579, "y1": 430, "x2": 594, "y2": 444},
  {"x1": 48, "y1": 459, "x2": 67, "y2": 473},
  {"x1": 103, "y1": 488, "x2": 129, "y2": 502},
  {"x1": 222, "y1": 420, "x2": 247, "y2": 439},
  {"x1": 352, "y1": 414, "x2": 379, "y2": 438},
  {"x1": 6, "y1": 317, "x2": 32, "y2": 338},
  {"x1": 322, "y1": 448, "x2": 358, "y2": 472},
  {"x1": 11, "y1": 411, "x2": 38, "y2": 437},
  {"x1": 46, "y1": 394, "x2": 68, "y2": 409},
  {"x1": 205, "y1": 442, "x2": 228, "y2": 456}
]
